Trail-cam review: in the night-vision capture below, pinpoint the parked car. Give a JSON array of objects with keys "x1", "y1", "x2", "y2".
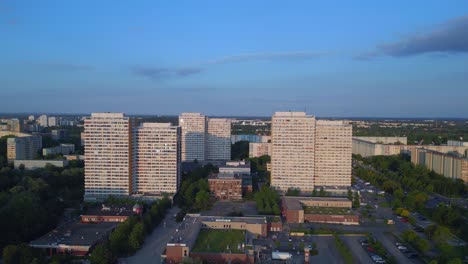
[
  {"x1": 395, "y1": 242, "x2": 403, "y2": 246},
  {"x1": 397, "y1": 245, "x2": 408, "y2": 250},
  {"x1": 406, "y1": 252, "x2": 418, "y2": 258},
  {"x1": 288, "y1": 237, "x2": 292, "y2": 242},
  {"x1": 400, "y1": 218, "x2": 409, "y2": 223}
]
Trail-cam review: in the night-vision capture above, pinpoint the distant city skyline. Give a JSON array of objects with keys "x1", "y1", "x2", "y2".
[{"x1": 1, "y1": 1, "x2": 468, "y2": 117}]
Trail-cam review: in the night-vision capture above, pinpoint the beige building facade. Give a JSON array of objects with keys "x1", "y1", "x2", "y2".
[
  {"x1": 271, "y1": 112, "x2": 316, "y2": 193},
  {"x1": 84, "y1": 113, "x2": 132, "y2": 201},
  {"x1": 179, "y1": 113, "x2": 207, "y2": 162},
  {"x1": 314, "y1": 120, "x2": 352, "y2": 186},
  {"x1": 271, "y1": 112, "x2": 352, "y2": 194},
  {"x1": 411, "y1": 148, "x2": 468, "y2": 183},
  {"x1": 206, "y1": 118, "x2": 231, "y2": 161},
  {"x1": 249, "y1": 142, "x2": 271, "y2": 157},
  {"x1": 132, "y1": 123, "x2": 181, "y2": 196}
]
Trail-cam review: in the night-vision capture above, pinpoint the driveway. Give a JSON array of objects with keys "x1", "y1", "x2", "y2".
[{"x1": 122, "y1": 206, "x2": 180, "y2": 264}]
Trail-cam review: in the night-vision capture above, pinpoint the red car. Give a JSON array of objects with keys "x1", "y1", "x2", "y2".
[
  {"x1": 367, "y1": 246, "x2": 375, "y2": 252},
  {"x1": 400, "y1": 218, "x2": 409, "y2": 223}
]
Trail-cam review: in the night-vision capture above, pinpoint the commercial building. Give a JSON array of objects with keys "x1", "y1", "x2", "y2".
[
  {"x1": 206, "y1": 118, "x2": 231, "y2": 161},
  {"x1": 51, "y1": 129, "x2": 69, "y2": 141},
  {"x1": 271, "y1": 112, "x2": 316, "y2": 193},
  {"x1": 282, "y1": 196, "x2": 358, "y2": 225},
  {"x1": 208, "y1": 173, "x2": 243, "y2": 200},
  {"x1": 179, "y1": 113, "x2": 207, "y2": 162},
  {"x1": 132, "y1": 123, "x2": 181, "y2": 197},
  {"x1": 411, "y1": 148, "x2": 468, "y2": 183},
  {"x1": 219, "y1": 160, "x2": 251, "y2": 175},
  {"x1": 0, "y1": 118, "x2": 20, "y2": 132},
  {"x1": 14, "y1": 159, "x2": 68, "y2": 170},
  {"x1": 249, "y1": 142, "x2": 271, "y2": 158},
  {"x1": 84, "y1": 113, "x2": 132, "y2": 201},
  {"x1": 7, "y1": 134, "x2": 42, "y2": 161},
  {"x1": 314, "y1": 120, "x2": 352, "y2": 187},
  {"x1": 43, "y1": 144, "x2": 75, "y2": 156},
  {"x1": 80, "y1": 204, "x2": 142, "y2": 223},
  {"x1": 162, "y1": 215, "x2": 267, "y2": 264},
  {"x1": 30, "y1": 222, "x2": 116, "y2": 256}
]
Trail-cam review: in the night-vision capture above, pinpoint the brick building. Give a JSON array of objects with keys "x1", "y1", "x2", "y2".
[{"x1": 282, "y1": 196, "x2": 358, "y2": 225}]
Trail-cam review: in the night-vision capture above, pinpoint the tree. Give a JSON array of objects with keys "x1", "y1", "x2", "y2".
[
  {"x1": 90, "y1": 243, "x2": 114, "y2": 264},
  {"x1": 319, "y1": 187, "x2": 326, "y2": 197},
  {"x1": 416, "y1": 238, "x2": 431, "y2": 252},
  {"x1": 195, "y1": 190, "x2": 210, "y2": 210},
  {"x1": 129, "y1": 222, "x2": 145, "y2": 252},
  {"x1": 353, "y1": 192, "x2": 360, "y2": 208},
  {"x1": 286, "y1": 188, "x2": 300, "y2": 196},
  {"x1": 347, "y1": 189, "x2": 353, "y2": 200},
  {"x1": 2, "y1": 244, "x2": 35, "y2": 264}
]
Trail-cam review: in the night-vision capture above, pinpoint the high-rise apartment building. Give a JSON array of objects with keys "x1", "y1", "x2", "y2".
[
  {"x1": 314, "y1": 120, "x2": 352, "y2": 186},
  {"x1": 0, "y1": 119, "x2": 20, "y2": 132},
  {"x1": 84, "y1": 113, "x2": 132, "y2": 201},
  {"x1": 206, "y1": 118, "x2": 231, "y2": 161},
  {"x1": 271, "y1": 112, "x2": 316, "y2": 193},
  {"x1": 48, "y1": 117, "x2": 57, "y2": 127},
  {"x1": 270, "y1": 112, "x2": 352, "y2": 194},
  {"x1": 132, "y1": 123, "x2": 181, "y2": 196},
  {"x1": 179, "y1": 113, "x2": 206, "y2": 162},
  {"x1": 39, "y1": 115, "x2": 48, "y2": 127},
  {"x1": 7, "y1": 134, "x2": 42, "y2": 161}
]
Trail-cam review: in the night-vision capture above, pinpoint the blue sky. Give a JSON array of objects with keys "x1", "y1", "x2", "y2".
[{"x1": 1, "y1": 1, "x2": 468, "y2": 117}]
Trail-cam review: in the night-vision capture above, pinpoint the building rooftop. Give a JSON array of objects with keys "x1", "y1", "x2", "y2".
[
  {"x1": 82, "y1": 204, "x2": 135, "y2": 217},
  {"x1": 303, "y1": 206, "x2": 354, "y2": 215},
  {"x1": 30, "y1": 222, "x2": 116, "y2": 248},
  {"x1": 283, "y1": 196, "x2": 352, "y2": 211},
  {"x1": 223, "y1": 161, "x2": 250, "y2": 168},
  {"x1": 209, "y1": 173, "x2": 242, "y2": 180},
  {"x1": 167, "y1": 215, "x2": 267, "y2": 249}
]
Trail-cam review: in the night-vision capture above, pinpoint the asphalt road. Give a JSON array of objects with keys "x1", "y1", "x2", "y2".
[
  {"x1": 340, "y1": 236, "x2": 374, "y2": 264},
  {"x1": 121, "y1": 206, "x2": 180, "y2": 264}
]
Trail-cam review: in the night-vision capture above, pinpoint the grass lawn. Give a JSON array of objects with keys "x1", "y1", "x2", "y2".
[{"x1": 192, "y1": 229, "x2": 246, "y2": 253}]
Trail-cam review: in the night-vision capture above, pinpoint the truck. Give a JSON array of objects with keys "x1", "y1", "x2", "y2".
[{"x1": 272, "y1": 252, "x2": 292, "y2": 260}]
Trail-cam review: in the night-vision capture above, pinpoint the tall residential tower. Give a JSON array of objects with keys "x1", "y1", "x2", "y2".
[
  {"x1": 84, "y1": 113, "x2": 132, "y2": 201},
  {"x1": 132, "y1": 123, "x2": 181, "y2": 197}
]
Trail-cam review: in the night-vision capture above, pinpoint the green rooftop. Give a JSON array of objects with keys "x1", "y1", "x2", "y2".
[
  {"x1": 192, "y1": 229, "x2": 246, "y2": 253},
  {"x1": 303, "y1": 206, "x2": 354, "y2": 215}
]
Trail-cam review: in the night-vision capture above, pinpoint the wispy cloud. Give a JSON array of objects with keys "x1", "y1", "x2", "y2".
[
  {"x1": 204, "y1": 51, "x2": 328, "y2": 65},
  {"x1": 356, "y1": 15, "x2": 468, "y2": 59},
  {"x1": 132, "y1": 50, "x2": 326, "y2": 81},
  {"x1": 132, "y1": 66, "x2": 202, "y2": 80}
]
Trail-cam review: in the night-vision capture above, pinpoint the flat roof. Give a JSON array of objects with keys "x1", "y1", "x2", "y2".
[
  {"x1": 30, "y1": 222, "x2": 116, "y2": 248},
  {"x1": 82, "y1": 204, "x2": 135, "y2": 217},
  {"x1": 209, "y1": 173, "x2": 242, "y2": 180},
  {"x1": 167, "y1": 215, "x2": 267, "y2": 249},
  {"x1": 283, "y1": 196, "x2": 352, "y2": 211}
]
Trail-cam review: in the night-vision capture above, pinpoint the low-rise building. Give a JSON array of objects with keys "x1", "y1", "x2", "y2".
[
  {"x1": 30, "y1": 222, "x2": 116, "y2": 256},
  {"x1": 411, "y1": 148, "x2": 468, "y2": 182},
  {"x1": 162, "y1": 215, "x2": 267, "y2": 264},
  {"x1": 43, "y1": 144, "x2": 75, "y2": 156},
  {"x1": 249, "y1": 142, "x2": 271, "y2": 158},
  {"x1": 282, "y1": 196, "x2": 358, "y2": 225},
  {"x1": 14, "y1": 159, "x2": 68, "y2": 170},
  {"x1": 81, "y1": 204, "x2": 142, "y2": 223},
  {"x1": 51, "y1": 129, "x2": 69, "y2": 141},
  {"x1": 208, "y1": 173, "x2": 243, "y2": 200}
]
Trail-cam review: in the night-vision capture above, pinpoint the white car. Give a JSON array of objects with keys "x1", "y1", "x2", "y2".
[{"x1": 397, "y1": 246, "x2": 407, "y2": 250}]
